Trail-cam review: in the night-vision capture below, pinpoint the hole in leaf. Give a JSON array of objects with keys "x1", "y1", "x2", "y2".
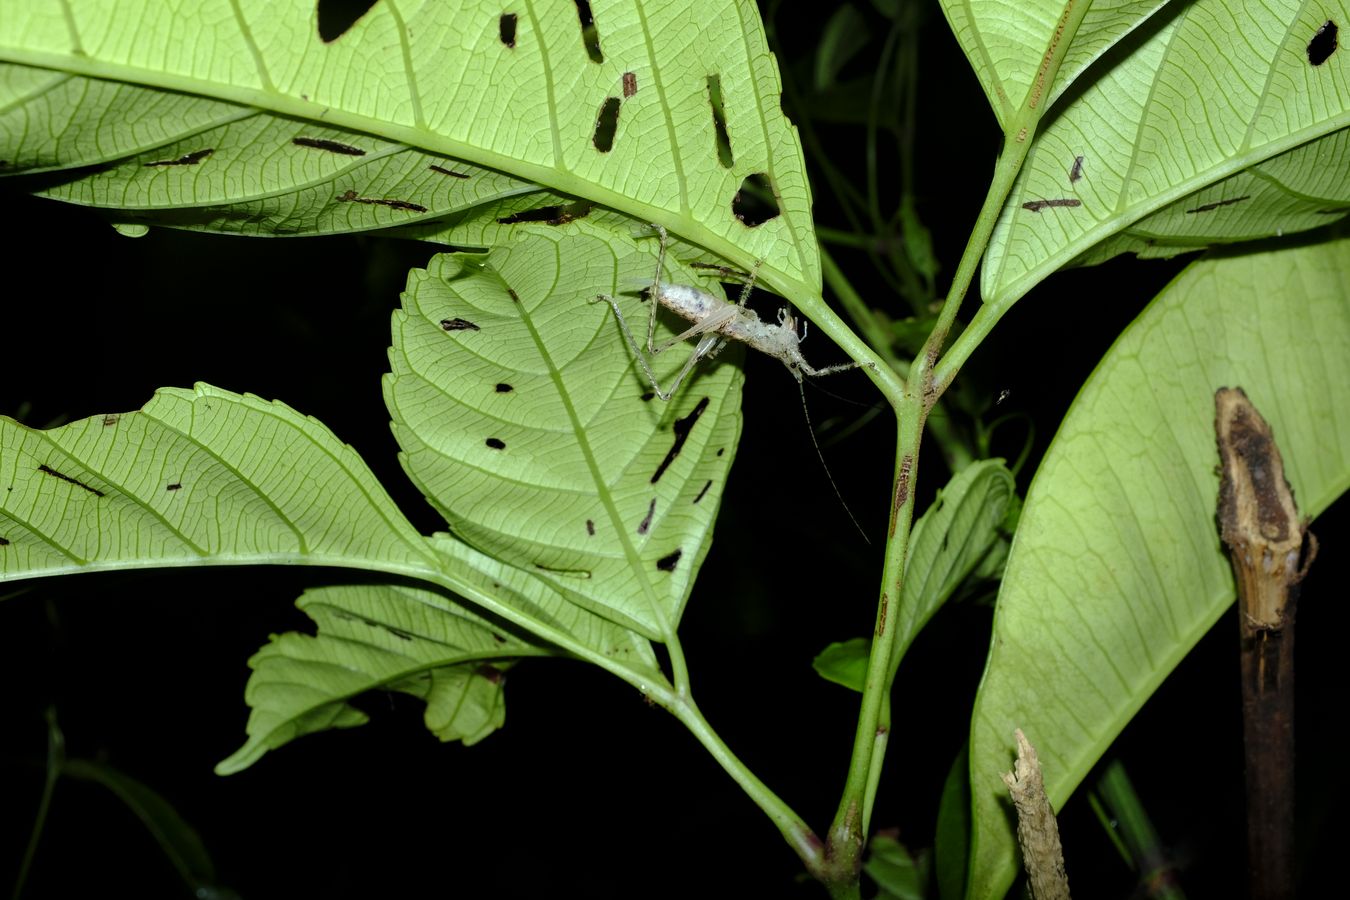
[
  {"x1": 316, "y1": 0, "x2": 379, "y2": 43},
  {"x1": 1185, "y1": 195, "x2": 1250, "y2": 214},
  {"x1": 706, "y1": 75, "x2": 734, "y2": 168},
  {"x1": 592, "y1": 97, "x2": 621, "y2": 152},
  {"x1": 429, "y1": 164, "x2": 470, "y2": 178},
  {"x1": 637, "y1": 498, "x2": 656, "y2": 535},
  {"x1": 651, "y1": 397, "x2": 709, "y2": 484},
  {"x1": 693, "y1": 480, "x2": 712, "y2": 504},
  {"x1": 496, "y1": 383, "x2": 514, "y2": 392},
  {"x1": 485, "y1": 437, "x2": 506, "y2": 450},
  {"x1": 732, "y1": 173, "x2": 780, "y2": 226},
  {"x1": 573, "y1": 0, "x2": 603, "y2": 63},
  {"x1": 500, "y1": 12, "x2": 518, "y2": 48},
  {"x1": 1308, "y1": 20, "x2": 1338, "y2": 65},
  {"x1": 293, "y1": 137, "x2": 366, "y2": 156},
  {"x1": 623, "y1": 72, "x2": 638, "y2": 97},
  {"x1": 496, "y1": 201, "x2": 593, "y2": 225},
  {"x1": 656, "y1": 549, "x2": 682, "y2": 572}
]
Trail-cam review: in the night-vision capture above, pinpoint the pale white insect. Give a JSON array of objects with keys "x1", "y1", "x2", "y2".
[
  {"x1": 593, "y1": 224, "x2": 876, "y2": 541},
  {"x1": 591, "y1": 223, "x2": 872, "y2": 401}
]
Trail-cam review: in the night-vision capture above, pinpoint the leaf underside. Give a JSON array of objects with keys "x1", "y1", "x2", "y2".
[
  {"x1": 0, "y1": 0, "x2": 820, "y2": 297},
  {"x1": 966, "y1": 235, "x2": 1350, "y2": 900},
  {"x1": 388, "y1": 222, "x2": 742, "y2": 638},
  {"x1": 218, "y1": 582, "x2": 543, "y2": 773},
  {"x1": 979, "y1": 0, "x2": 1350, "y2": 303}
]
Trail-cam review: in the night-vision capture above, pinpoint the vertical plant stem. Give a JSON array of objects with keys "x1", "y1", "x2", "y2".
[
  {"x1": 1091, "y1": 760, "x2": 1188, "y2": 899},
  {"x1": 14, "y1": 708, "x2": 64, "y2": 900},
  {"x1": 816, "y1": 5, "x2": 1092, "y2": 891}
]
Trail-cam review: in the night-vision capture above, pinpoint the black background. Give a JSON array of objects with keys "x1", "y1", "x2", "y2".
[{"x1": 2, "y1": 2, "x2": 1346, "y2": 897}]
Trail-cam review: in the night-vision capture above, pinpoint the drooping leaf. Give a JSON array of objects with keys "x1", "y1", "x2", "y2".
[
  {"x1": 0, "y1": 1, "x2": 821, "y2": 296},
  {"x1": 981, "y1": 1, "x2": 1350, "y2": 303},
  {"x1": 939, "y1": 0, "x2": 1173, "y2": 128},
  {"x1": 0, "y1": 385, "x2": 659, "y2": 684},
  {"x1": 219, "y1": 582, "x2": 547, "y2": 773},
  {"x1": 965, "y1": 234, "x2": 1350, "y2": 899},
  {"x1": 386, "y1": 222, "x2": 742, "y2": 638}
]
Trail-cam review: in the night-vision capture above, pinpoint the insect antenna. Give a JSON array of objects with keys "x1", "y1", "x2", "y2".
[{"x1": 797, "y1": 381, "x2": 871, "y2": 546}]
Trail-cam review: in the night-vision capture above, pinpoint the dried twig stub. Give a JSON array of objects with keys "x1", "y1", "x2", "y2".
[
  {"x1": 1002, "y1": 729, "x2": 1071, "y2": 900},
  {"x1": 1214, "y1": 387, "x2": 1314, "y2": 900}
]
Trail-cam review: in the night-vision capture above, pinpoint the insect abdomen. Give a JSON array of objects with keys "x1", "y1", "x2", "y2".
[{"x1": 656, "y1": 282, "x2": 719, "y2": 321}]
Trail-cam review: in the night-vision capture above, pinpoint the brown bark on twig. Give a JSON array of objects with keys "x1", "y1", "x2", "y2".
[
  {"x1": 1214, "y1": 387, "x2": 1315, "y2": 900},
  {"x1": 1002, "y1": 728, "x2": 1071, "y2": 900}
]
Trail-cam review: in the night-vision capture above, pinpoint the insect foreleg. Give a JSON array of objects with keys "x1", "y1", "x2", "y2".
[
  {"x1": 735, "y1": 257, "x2": 763, "y2": 309},
  {"x1": 798, "y1": 359, "x2": 874, "y2": 378},
  {"x1": 645, "y1": 223, "x2": 671, "y2": 353}
]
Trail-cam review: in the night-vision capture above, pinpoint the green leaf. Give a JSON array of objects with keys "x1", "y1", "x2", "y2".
[
  {"x1": 864, "y1": 832, "x2": 929, "y2": 900},
  {"x1": 387, "y1": 222, "x2": 741, "y2": 638},
  {"x1": 1070, "y1": 128, "x2": 1350, "y2": 266},
  {"x1": 889, "y1": 459, "x2": 1015, "y2": 676},
  {"x1": 0, "y1": 385, "x2": 660, "y2": 692},
  {"x1": 219, "y1": 582, "x2": 547, "y2": 773},
  {"x1": 813, "y1": 637, "x2": 870, "y2": 691},
  {"x1": 981, "y1": 1, "x2": 1350, "y2": 303},
  {"x1": 939, "y1": 0, "x2": 1172, "y2": 128},
  {"x1": 0, "y1": 384, "x2": 434, "y2": 577},
  {"x1": 62, "y1": 758, "x2": 222, "y2": 892},
  {"x1": 0, "y1": 1, "x2": 820, "y2": 294},
  {"x1": 934, "y1": 744, "x2": 972, "y2": 900},
  {"x1": 29, "y1": 102, "x2": 546, "y2": 238},
  {"x1": 900, "y1": 194, "x2": 939, "y2": 286},
  {"x1": 814, "y1": 5, "x2": 870, "y2": 92},
  {"x1": 813, "y1": 460, "x2": 1014, "y2": 691},
  {"x1": 0, "y1": 65, "x2": 252, "y2": 169},
  {"x1": 965, "y1": 234, "x2": 1350, "y2": 900}
]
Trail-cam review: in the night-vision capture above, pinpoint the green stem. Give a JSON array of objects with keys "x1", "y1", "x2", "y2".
[
  {"x1": 819, "y1": 4, "x2": 1092, "y2": 886},
  {"x1": 822, "y1": 245, "x2": 973, "y2": 474},
  {"x1": 861, "y1": 694, "x2": 891, "y2": 835},
  {"x1": 14, "y1": 708, "x2": 64, "y2": 900},
  {"x1": 667, "y1": 695, "x2": 825, "y2": 872},
  {"x1": 816, "y1": 226, "x2": 885, "y2": 250},
  {"x1": 823, "y1": 405, "x2": 923, "y2": 886}
]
